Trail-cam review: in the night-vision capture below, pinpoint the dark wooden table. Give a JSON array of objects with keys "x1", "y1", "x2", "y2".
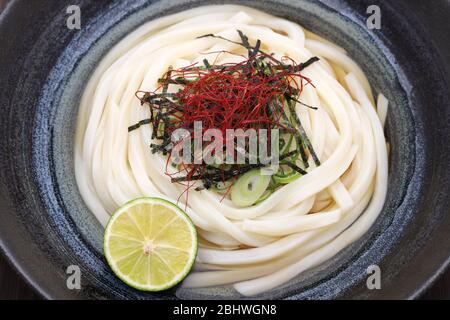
[{"x1": 1, "y1": 0, "x2": 449, "y2": 300}]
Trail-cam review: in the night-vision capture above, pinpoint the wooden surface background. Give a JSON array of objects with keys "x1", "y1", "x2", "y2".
[{"x1": 0, "y1": 0, "x2": 449, "y2": 300}]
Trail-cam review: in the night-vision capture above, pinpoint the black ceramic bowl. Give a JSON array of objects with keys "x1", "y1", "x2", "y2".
[{"x1": 1, "y1": 0, "x2": 450, "y2": 300}]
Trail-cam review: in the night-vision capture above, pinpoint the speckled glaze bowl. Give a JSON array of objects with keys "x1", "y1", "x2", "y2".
[{"x1": 1, "y1": 0, "x2": 450, "y2": 299}]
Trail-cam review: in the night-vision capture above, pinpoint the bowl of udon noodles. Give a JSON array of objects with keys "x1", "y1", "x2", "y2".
[{"x1": 1, "y1": 0, "x2": 450, "y2": 300}]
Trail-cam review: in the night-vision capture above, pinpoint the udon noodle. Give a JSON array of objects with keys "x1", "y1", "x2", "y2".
[{"x1": 75, "y1": 5, "x2": 389, "y2": 296}]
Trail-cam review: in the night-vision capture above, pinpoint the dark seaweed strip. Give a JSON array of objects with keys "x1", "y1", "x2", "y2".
[
  {"x1": 197, "y1": 33, "x2": 243, "y2": 45},
  {"x1": 162, "y1": 68, "x2": 172, "y2": 94},
  {"x1": 284, "y1": 161, "x2": 308, "y2": 175},
  {"x1": 203, "y1": 59, "x2": 211, "y2": 69},
  {"x1": 151, "y1": 113, "x2": 162, "y2": 140},
  {"x1": 298, "y1": 56, "x2": 320, "y2": 70},
  {"x1": 280, "y1": 150, "x2": 300, "y2": 160},
  {"x1": 141, "y1": 93, "x2": 176, "y2": 103},
  {"x1": 160, "y1": 78, "x2": 192, "y2": 85},
  {"x1": 128, "y1": 118, "x2": 152, "y2": 132},
  {"x1": 273, "y1": 98, "x2": 309, "y2": 168},
  {"x1": 251, "y1": 39, "x2": 261, "y2": 59},
  {"x1": 161, "y1": 115, "x2": 171, "y2": 155},
  {"x1": 286, "y1": 98, "x2": 321, "y2": 166},
  {"x1": 283, "y1": 94, "x2": 309, "y2": 165},
  {"x1": 237, "y1": 30, "x2": 251, "y2": 49},
  {"x1": 292, "y1": 129, "x2": 310, "y2": 169},
  {"x1": 199, "y1": 31, "x2": 281, "y2": 65},
  {"x1": 158, "y1": 69, "x2": 172, "y2": 149},
  {"x1": 290, "y1": 96, "x2": 318, "y2": 110}
]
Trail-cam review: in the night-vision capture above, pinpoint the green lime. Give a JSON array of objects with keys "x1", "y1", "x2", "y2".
[{"x1": 103, "y1": 197, "x2": 197, "y2": 291}]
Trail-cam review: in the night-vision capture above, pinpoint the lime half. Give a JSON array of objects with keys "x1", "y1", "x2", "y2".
[{"x1": 103, "y1": 197, "x2": 197, "y2": 291}]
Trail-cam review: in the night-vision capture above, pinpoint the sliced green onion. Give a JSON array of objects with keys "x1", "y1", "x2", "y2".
[
  {"x1": 255, "y1": 190, "x2": 273, "y2": 204},
  {"x1": 273, "y1": 170, "x2": 301, "y2": 184},
  {"x1": 213, "y1": 180, "x2": 233, "y2": 194},
  {"x1": 279, "y1": 134, "x2": 293, "y2": 155},
  {"x1": 231, "y1": 169, "x2": 271, "y2": 207}
]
